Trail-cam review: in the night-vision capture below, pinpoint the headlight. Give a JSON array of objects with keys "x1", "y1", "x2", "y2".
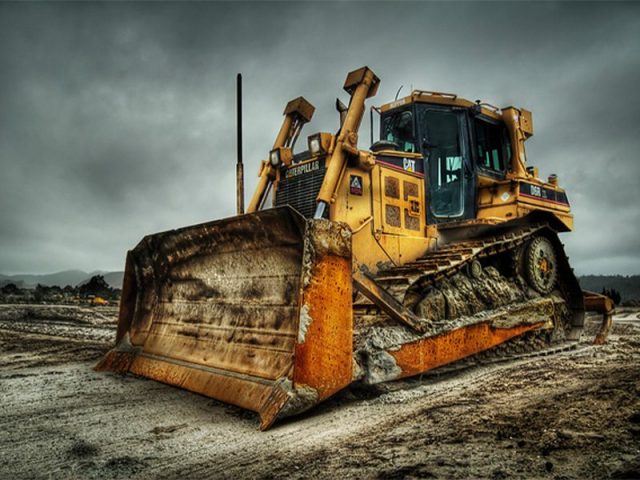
[
  {"x1": 269, "y1": 149, "x2": 281, "y2": 167},
  {"x1": 308, "y1": 133, "x2": 327, "y2": 156},
  {"x1": 309, "y1": 136, "x2": 321, "y2": 155}
]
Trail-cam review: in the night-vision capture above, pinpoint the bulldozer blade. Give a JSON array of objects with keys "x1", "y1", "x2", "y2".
[{"x1": 96, "y1": 207, "x2": 354, "y2": 430}]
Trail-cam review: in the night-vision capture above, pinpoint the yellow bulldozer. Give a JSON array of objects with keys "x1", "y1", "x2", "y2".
[{"x1": 97, "y1": 67, "x2": 614, "y2": 429}]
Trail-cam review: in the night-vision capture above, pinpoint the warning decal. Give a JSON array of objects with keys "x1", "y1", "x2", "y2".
[{"x1": 350, "y1": 175, "x2": 363, "y2": 195}]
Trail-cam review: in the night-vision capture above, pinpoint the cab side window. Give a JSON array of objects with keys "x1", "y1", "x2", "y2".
[
  {"x1": 474, "y1": 118, "x2": 510, "y2": 174},
  {"x1": 382, "y1": 110, "x2": 416, "y2": 153}
]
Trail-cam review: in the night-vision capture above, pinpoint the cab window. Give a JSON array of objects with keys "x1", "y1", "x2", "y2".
[
  {"x1": 421, "y1": 109, "x2": 465, "y2": 218},
  {"x1": 474, "y1": 118, "x2": 510, "y2": 173},
  {"x1": 381, "y1": 110, "x2": 416, "y2": 153}
]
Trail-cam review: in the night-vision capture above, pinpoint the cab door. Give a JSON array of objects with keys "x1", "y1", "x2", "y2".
[{"x1": 418, "y1": 107, "x2": 475, "y2": 224}]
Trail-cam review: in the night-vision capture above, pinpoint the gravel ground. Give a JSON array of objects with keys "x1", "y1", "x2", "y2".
[
  {"x1": 0, "y1": 305, "x2": 638, "y2": 479},
  {"x1": 0, "y1": 304, "x2": 117, "y2": 370}
]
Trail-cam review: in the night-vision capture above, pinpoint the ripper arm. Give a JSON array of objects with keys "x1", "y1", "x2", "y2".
[{"x1": 583, "y1": 290, "x2": 615, "y2": 345}]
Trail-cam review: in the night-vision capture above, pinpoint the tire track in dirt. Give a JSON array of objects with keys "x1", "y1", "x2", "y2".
[
  {"x1": 147, "y1": 346, "x2": 601, "y2": 478},
  {"x1": 1, "y1": 354, "x2": 539, "y2": 479},
  {"x1": 153, "y1": 327, "x2": 640, "y2": 479},
  {"x1": 0, "y1": 307, "x2": 638, "y2": 479}
]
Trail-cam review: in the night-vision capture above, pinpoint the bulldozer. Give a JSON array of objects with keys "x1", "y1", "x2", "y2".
[{"x1": 97, "y1": 66, "x2": 613, "y2": 430}]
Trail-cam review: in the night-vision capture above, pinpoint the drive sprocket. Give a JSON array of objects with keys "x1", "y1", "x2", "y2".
[{"x1": 524, "y1": 236, "x2": 558, "y2": 294}]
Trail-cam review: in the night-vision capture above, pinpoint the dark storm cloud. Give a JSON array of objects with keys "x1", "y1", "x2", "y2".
[{"x1": 1, "y1": 1, "x2": 639, "y2": 275}]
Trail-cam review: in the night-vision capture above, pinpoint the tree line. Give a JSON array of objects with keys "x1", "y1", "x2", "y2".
[
  {"x1": 601, "y1": 288, "x2": 622, "y2": 305},
  {"x1": 0, "y1": 275, "x2": 120, "y2": 304}
]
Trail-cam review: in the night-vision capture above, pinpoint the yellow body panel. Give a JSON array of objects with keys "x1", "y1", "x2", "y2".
[
  {"x1": 476, "y1": 175, "x2": 573, "y2": 231},
  {"x1": 331, "y1": 159, "x2": 434, "y2": 274}
]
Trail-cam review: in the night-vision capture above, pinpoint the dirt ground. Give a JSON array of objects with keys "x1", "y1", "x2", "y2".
[{"x1": 0, "y1": 304, "x2": 638, "y2": 479}]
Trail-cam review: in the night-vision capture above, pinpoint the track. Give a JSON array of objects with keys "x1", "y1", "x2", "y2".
[
  {"x1": 375, "y1": 223, "x2": 547, "y2": 299},
  {"x1": 362, "y1": 222, "x2": 583, "y2": 319},
  {"x1": 354, "y1": 223, "x2": 585, "y2": 369}
]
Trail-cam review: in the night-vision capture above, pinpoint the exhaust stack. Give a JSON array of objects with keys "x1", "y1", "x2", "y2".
[{"x1": 236, "y1": 73, "x2": 244, "y2": 215}]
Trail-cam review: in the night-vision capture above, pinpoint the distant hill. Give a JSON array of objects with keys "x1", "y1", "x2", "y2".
[
  {"x1": 0, "y1": 270, "x2": 124, "y2": 289},
  {"x1": 103, "y1": 271, "x2": 124, "y2": 289},
  {"x1": 578, "y1": 275, "x2": 640, "y2": 302},
  {"x1": 0, "y1": 270, "x2": 90, "y2": 288},
  {"x1": 77, "y1": 271, "x2": 124, "y2": 289}
]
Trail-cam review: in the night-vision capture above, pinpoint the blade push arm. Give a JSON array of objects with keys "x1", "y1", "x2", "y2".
[
  {"x1": 247, "y1": 97, "x2": 315, "y2": 213},
  {"x1": 314, "y1": 66, "x2": 379, "y2": 218}
]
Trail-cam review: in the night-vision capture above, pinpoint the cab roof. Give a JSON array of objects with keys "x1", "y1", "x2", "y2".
[{"x1": 379, "y1": 90, "x2": 519, "y2": 122}]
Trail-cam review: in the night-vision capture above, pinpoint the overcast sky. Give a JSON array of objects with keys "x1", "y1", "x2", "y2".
[{"x1": 1, "y1": 1, "x2": 639, "y2": 276}]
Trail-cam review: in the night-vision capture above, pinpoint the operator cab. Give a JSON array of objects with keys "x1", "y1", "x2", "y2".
[{"x1": 377, "y1": 94, "x2": 513, "y2": 225}]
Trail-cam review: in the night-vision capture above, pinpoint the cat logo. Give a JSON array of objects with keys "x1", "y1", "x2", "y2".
[
  {"x1": 349, "y1": 175, "x2": 363, "y2": 195},
  {"x1": 403, "y1": 158, "x2": 415, "y2": 172}
]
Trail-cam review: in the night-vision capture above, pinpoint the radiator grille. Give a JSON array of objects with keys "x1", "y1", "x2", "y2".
[{"x1": 275, "y1": 158, "x2": 326, "y2": 219}]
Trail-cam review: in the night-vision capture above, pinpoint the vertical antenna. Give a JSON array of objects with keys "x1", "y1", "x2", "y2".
[{"x1": 236, "y1": 73, "x2": 244, "y2": 215}]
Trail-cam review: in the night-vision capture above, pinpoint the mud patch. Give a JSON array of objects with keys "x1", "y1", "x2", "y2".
[
  {"x1": 68, "y1": 440, "x2": 99, "y2": 458},
  {"x1": 278, "y1": 378, "x2": 320, "y2": 416},
  {"x1": 104, "y1": 455, "x2": 147, "y2": 474},
  {"x1": 149, "y1": 423, "x2": 189, "y2": 436},
  {"x1": 360, "y1": 350, "x2": 402, "y2": 384},
  {"x1": 297, "y1": 304, "x2": 312, "y2": 343},
  {"x1": 410, "y1": 267, "x2": 528, "y2": 318}
]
